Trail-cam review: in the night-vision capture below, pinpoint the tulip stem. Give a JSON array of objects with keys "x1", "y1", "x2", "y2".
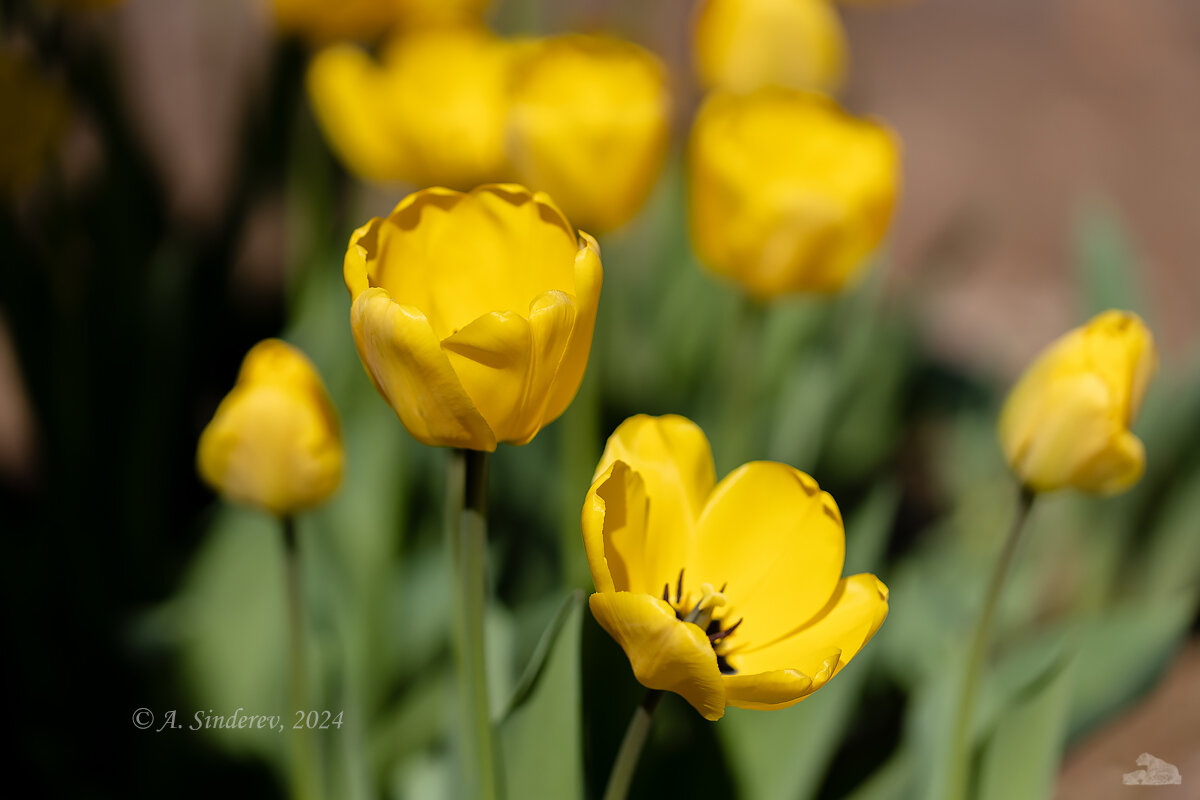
[
  {"x1": 602, "y1": 689, "x2": 663, "y2": 800},
  {"x1": 449, "y1": 449, "x2": 502, "y2": 800},
  {"x1": 718, "y1": 296, "x2": 767, "y2": 472},
  {"x1": 282, "y1": 516, "x2": 321, "y2": 800},
  {"x1": 947, "y1": 486, "x2": 1036, "y2": 800}
]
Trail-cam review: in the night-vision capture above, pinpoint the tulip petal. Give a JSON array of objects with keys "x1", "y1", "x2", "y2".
[
  {"x1": 543, "y1": 232, "x2": 603, "y2": 423},
  {"x1": 1005, "y1": 373, "x2": 1138, "y2": 495},
  {"x1": 690, "y1": 462, "x2": 844, "y2": 648},
  {"x1": 351, "y1": 287, "x2": 495, "y2": 450},
  {"x1": 1080, "y1": 310, "x2": 1157, "y2": 424},
  {"x1": 357, "y1": 186, "x2": 579, "y2": 342},
  {"x1": 730, "y1": 574, "x2": 889, "y2": 679},
  {"x1": 593, "y1": 415, "x2": 716, "y2": 594},
  {"x1": 1070, "y1": 427, "x2": 1145, "y2": 495},
  {"x1": 590, "y1": 591, "x2": 727, "y2": 721},
  {"x1": 721, "y1": 652, "x2": 841, "y2": 711},
  {"x1": 582, "y1": 461, "x2": 651, "y2": 594},
  {"x1": 519, "y1": 289, "x2": 577, "y2": 443},
  {"x1": 441, "y1": 310, "x2": 534, "y2": 444}
]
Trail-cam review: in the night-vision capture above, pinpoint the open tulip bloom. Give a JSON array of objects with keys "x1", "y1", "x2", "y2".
[
  {"x1": 344, "y1": 183, "x2": 602, "y2": 451},
  {"x1": 584, "y1": 414, "x2": 889, "y2": 721}
]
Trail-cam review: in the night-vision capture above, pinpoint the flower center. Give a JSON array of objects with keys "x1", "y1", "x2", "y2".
[{"x1": 662, "y1": 569, "x2": 743, "y2": 675}]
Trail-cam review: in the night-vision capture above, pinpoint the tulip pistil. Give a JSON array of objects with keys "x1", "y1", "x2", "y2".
[{"x1": 662, "y1": 569, "x2": 743, "y2": 675}]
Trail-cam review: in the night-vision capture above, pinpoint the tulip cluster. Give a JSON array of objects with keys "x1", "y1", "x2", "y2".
[
  {"x1": 183, "y1": 4, "x2": 1170, "y2": 800},
  {"x1": 307, "y1": 30, "x2": 669, "y2": 234}
]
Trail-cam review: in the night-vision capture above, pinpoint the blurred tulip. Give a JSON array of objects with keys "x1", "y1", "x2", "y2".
[
  {"x1": 0, "y1": 51, "x2": 70, "y2": 198},
  {"x1": 198, "y1": 340, "x2": 343, "y2": 516},
  {"x1": 693, "y1": 0, "x2": 846, "y2": 94},
  {"x1": 584, "y1": 415, "x2": 888, "y2": 720},
  {"x1": 393, "y1": 0, "x2": 491, "y2": 29},
  {"x1": 269, "y1": 0, "x2": 397, "y2": 42},
  {"x1": 307, "y1": 29, "x2": 513, "y2": 187},
  {"x1": 344, "y1": 184, "x2": 602, "y2": 451},
  {"x1": 688, "y1": 88, "x2": 899, "y2": 298},
  {"x1": 999, "y1": 310, "x2": 1157, "y2": 495},
  {"x1": 508, "y1": 34, "x2": 670, "y2": 234}
]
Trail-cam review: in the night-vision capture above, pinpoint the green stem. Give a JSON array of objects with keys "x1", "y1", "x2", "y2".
[
  {"x1": 560, "y1": 367, "x2": 601, "y2": 590},
  {"x1": 718, "y1": 295, "x2": 767, "y2": 472},
  {"x1": 947, "y1": 486, "x2": 1036, "y2": 800},
  {"x1": 448, "y1": 450, "x2": 501, "y2": 800},
  {"x1": 602, "y1": 689, "x2": 663, "y2": 800},
  {"x1": 282, "y1": 516, "x2": 320, "y2": 800}
]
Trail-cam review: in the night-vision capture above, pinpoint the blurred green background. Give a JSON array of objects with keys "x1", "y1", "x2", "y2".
[{"x1": 2, "y1": 1, "x2": 1198, "y2": 798}]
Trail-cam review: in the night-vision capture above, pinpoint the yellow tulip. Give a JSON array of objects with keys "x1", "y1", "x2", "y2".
[
  {"x1": 269, "y1": 0, "x2": 398, "y2": 42},
  {"x1": 507, "y1": 34, "x2": 670, "y2": 234},
  {"x1": 270, "y1": 0, "x2": 489, "y2": 41},
  {"x1": 197, "y1": 339, "x2": 344, "y2": 516},
  {"x1": 344, "y1": 184, "x2": 602, "y2": 451},
  {"x1": 307, "y1": 29, "x2": 513, "y2": 187},
  {"x1": 584, "y1": 414, "x2": 888, "y2": 720},
  {"x1": 688, "y1": 88, "x2": 900, "y2": 298},
  {"x1": 693, "y1": 0, "x2": 847, "y2": 95},
  {"x1": 0, "y1": 51, "x2": 69, "y2": 197},
  {"x1": 393, "y1": 0, "x2": 492, "y2": 29},
  {"x1": 998, "y1": 310, "x2": 1157, "y2": 495}
]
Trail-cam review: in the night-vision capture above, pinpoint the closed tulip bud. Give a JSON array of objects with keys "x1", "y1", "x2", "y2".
[
  {"x1": 999, "y1": 310, "x2": 1157, "y2": 495},
  {"x1": 345, "y1": 184, "x2": 602, "y2": 451},
  {"x1": 693, "y1": 0, "x2": 847, "y2": 95},
  {"x1": 688, "y1": 88, "x2": 899, "y2": 298},
  {"x1": 307, "y1": 28, "x2": 513, "y2": 187},
  {"x1": 197, "y1": 340, "x2": 344, "y2": 516},
  {"x1": 508, "y1": 34, "x2": 670, "y2": 234}
]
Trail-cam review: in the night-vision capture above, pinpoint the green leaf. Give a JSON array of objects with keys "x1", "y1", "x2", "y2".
[
  {"x1": 1072, "y1": 199, "x2": 1147, "y2": 319},
  {"x1": 1137, "y1": 465, "x2": 1200, "y2": 599},
  {"x1": 844, "y1": 749, "x2": 912, "y2": 800},
  {"x1": 500, "y1": 591, "x2": 586, "y2": 718},
  {"x1": 1067, "y1": 594, "x2": 1196, "y2": 737},
  {"x1": 500, "y1": 593, "x2": 585, "y2": 800},
  {"x1": 976, "y1": 656, "x2": 1074, "y2": 800}
]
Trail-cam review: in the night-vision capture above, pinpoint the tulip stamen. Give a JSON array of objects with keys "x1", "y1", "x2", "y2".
[
  {"x1": 665, "y1": 571, "x2": 743, "y2": 672},
  {"x1": 708, "y1": 617, "x2": 742, "y2": 644}
]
